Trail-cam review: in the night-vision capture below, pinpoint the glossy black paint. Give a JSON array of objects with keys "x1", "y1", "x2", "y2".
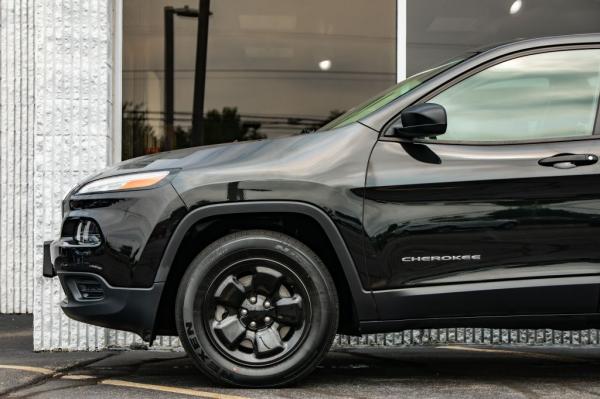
[
  {"x1": 392, "y1": 103, "x2": 447, "y2": 139},
  {"x1": 45, "y1": 34, "x2": 600, "y2": 339},
  {"x1": 84, "y1": 123, "x2": 378, "y2": 289},
  {"x1": 53, "y1": 182, "x2": 187, "y2": 287},
  {"x1": 363, "y1": 139, "x2": 600, "y2": 290}
]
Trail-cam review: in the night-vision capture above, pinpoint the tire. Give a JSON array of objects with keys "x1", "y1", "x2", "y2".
[{"x1": 175, "y1": 229, "x2": 339, "y2": 387}]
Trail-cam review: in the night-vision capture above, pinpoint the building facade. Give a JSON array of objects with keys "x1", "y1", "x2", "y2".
[{"x1": 1, "y1": 0, "x2": 600, "y2": 350}]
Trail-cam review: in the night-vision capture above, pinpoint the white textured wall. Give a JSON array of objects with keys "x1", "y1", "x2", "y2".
[
  {"x1": 0, "y1": 0, "x2": 35, "y2": 314},
  {"x1": 31, "y1": 0, "x2": 115, "y2": 351}
]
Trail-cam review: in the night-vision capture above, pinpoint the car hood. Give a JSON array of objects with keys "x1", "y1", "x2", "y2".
[
  {"x1": 75, "y1": 123, "x2": 378, "y2": 197},
  {"x1": 92, "y1": 124, "x2": 366, "y2": 174},
  {"x1": 84, "y1": 139, "x2": 268, "y2": 182}
]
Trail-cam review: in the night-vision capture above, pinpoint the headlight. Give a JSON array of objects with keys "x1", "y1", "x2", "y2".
[{"x1": 77, "y1": 171, "x2": 170, "y2": 194}]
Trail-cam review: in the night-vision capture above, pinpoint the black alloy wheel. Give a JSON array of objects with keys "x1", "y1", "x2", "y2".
[
  {"x1": 176, "y1": 230, "x2": 339, "y2": 387},
  {"x1": 205, "y1": 259, "x2": 310, "y2": 365}
]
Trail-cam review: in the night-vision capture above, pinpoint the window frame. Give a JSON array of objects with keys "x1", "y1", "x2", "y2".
[{"x1": 382, "y1": 44, "x2": 600, "y2": 146}]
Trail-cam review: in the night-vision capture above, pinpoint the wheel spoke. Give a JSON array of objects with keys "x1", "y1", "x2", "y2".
[
  {"x1": 275, "y1": 294, "x2": 303, "y2": 326},
  {"x1": 213, "y1": 316, "x2": 246, "y2": 349},
  {"x1": 252, "y1": 266, "x2": 282, "y2": 296},
  {"x1": 254, "y1": 326, "x2": 284, "y2": 358},
  {"x1": 213, "y1": 275, "x2": 246, "y2": 307}
]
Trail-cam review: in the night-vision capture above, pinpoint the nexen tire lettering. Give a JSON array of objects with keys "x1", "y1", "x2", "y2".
[
  {"x1": 185, "y1": 322, "x2": 201, "y2": 350},
  {"x1": 184, "y1": 320, "x2": 233, "y2": 378},
  {"x1": 401, "y1": 255, "x2": 482, "y2": 262}
]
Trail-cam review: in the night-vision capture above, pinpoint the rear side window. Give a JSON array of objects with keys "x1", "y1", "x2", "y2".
[{"x1": 427, "y1": 49, "x2": 600, "y2": 142}]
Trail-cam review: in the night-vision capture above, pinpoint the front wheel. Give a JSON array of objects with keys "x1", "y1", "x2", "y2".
[{"x1": 175, "y1": 230, "x2": 339, "y2": 387}]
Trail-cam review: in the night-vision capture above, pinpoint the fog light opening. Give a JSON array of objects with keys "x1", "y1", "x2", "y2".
[{"x1": 74, "y1": 278, "x2": 104, "y2": 300}]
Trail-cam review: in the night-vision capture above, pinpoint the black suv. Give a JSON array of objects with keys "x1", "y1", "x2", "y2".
[{"x1": 44, "y1": 34, "x2": 600, "y2": 387}]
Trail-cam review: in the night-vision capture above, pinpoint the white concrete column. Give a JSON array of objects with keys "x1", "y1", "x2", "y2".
[
  {"x1": 32, "y1": 0, "x2": 114, "y2": 350},
  {"x1": 0, "y1": 0, "x2": 36, "y2": 314}
]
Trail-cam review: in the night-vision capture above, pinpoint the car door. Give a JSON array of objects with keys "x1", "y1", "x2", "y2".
[{"x1": 363, "y1": 47, "x2": 600, "y2": 320}]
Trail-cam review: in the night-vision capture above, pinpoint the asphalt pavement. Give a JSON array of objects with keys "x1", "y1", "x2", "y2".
[{"x1": 3, "y1": 315, "x2": 600, "y2": 398}]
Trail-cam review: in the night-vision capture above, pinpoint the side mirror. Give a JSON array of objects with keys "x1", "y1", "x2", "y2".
[{"x1": 392, "y1": 103, "x2": 447, "y2": 139}]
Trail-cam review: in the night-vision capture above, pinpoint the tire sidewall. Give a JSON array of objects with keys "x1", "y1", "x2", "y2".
[{"x1": 175, "y1": 231, "x2": 338, "y2": 387}]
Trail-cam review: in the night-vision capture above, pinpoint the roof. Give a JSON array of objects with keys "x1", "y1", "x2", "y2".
[{"x1": 474, "y1": 33, "x2": 600, "y2": 55}]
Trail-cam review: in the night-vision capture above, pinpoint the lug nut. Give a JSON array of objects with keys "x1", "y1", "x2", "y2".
[
  {"x1": 249, "y1": 296, "x2": 257, "y2": 304},
  {"x1": 240, "y1": 309, "x2": 248, "y2": 316},
  {"x1": 249, "y1": 321, "x2": 257, "y2": 329},
  {"x1": 264, "y1": 301, "x2": 271, "y2": 308},
  {"x1": 264, "y1": 316, "x2": 272, "y2": 324}
]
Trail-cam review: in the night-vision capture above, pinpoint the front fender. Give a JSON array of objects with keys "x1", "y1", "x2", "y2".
[{"x1": 154, "y1": 201, "x2": 377, "y2": 322}]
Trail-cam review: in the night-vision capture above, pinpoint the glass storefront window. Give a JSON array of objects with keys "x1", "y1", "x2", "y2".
[
  {"x1": 407, "y1": 0, "x2": 600, "y2": 75},
  {"x1": 122, "y1": 0, "x2": 397, "y2": 159}
]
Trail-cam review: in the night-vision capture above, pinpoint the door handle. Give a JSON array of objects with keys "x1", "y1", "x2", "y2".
[{"x1": 538, "y1": 153, "x2": 598, "y2": 169}]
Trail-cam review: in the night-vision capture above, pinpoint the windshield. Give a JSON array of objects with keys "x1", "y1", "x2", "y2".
[{"x1": 320, "y1": 56, "x2": 470, "y2": 131}]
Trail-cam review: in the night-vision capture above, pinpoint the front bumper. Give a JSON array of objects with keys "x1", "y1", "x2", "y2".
[
  {"x1": 58, "y1": 271, "x2": 164, "y2": 341},
  {"x1": 44, "y1": 238, "x2": 164, "y2": 341},
  {"x1": 41, "y1": 181, "x2": 187, "y2": 341}
]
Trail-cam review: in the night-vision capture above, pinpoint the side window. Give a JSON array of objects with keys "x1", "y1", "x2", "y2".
[{"x1": 427, "y1": 49, "x2": 600, "y2": 142}]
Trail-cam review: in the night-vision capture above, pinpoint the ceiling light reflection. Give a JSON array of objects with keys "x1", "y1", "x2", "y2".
[
  {"x1": 318, "y1": 59, "x2": 332, "y2": 71},
  {"x1": 510, "y1": 0, "x2": 522, "y2": 14}
]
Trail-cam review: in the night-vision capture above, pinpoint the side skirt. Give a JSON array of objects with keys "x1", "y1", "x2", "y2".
[
  {"x1": 365, "y1": 275, "x2": 600, "y2": 333},
  {"x1": 360, "y1": 313, "x2": 600, "y2": 334}
]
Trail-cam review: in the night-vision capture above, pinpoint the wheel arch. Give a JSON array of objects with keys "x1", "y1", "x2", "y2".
[{"x1": 152, "y1": 201, "x2": 376, "y2": 338}]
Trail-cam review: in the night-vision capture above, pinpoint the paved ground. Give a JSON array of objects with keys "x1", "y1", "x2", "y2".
[{"x1": 4, "y1": 316, "x2": 600, "y2": 398}]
